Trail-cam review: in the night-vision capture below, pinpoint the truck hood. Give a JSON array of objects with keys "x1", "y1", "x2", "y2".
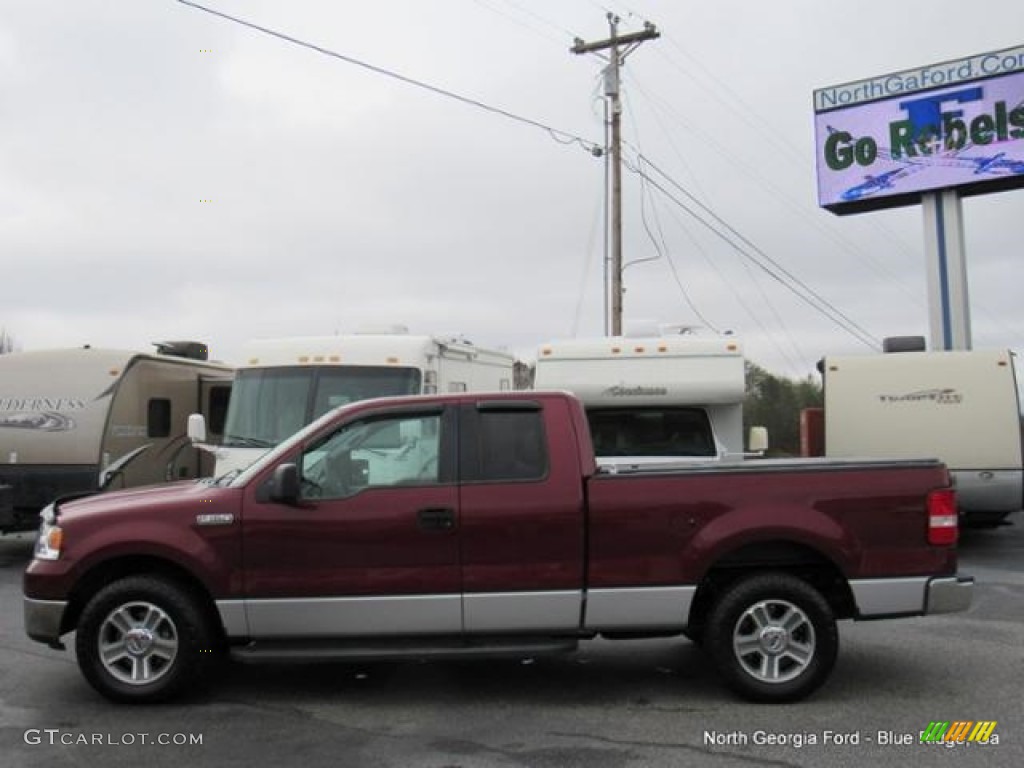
[{"x1": 53, "y1": 479, "x2": 223, "y2": 521}]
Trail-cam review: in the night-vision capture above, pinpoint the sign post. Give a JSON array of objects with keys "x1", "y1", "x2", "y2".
[{"x1": 922, "y1": 189, "x2": 971, "y2": 350}]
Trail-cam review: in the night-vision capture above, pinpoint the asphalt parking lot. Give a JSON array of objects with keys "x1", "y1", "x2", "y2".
[{"x1": 1, "y1": 519, "x2": 1021, "y2": 768}]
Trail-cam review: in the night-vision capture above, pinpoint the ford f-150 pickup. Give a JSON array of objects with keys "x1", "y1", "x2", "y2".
[{"x1": 24, "y1": 391, "x2": 973, "y2": 704}]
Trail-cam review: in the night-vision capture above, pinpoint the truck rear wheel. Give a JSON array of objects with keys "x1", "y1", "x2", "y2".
[
  {"x1": 705, "y1": 573, "x2": 837, "y2": 703},
  {"x1": 75, "y1": 575, "x2": 214, "y2": 703}
]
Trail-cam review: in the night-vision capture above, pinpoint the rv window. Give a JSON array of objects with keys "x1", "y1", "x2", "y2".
[
  {"x1": 223, "y1": 368, "x2": 313, "y2": 446},
  {"x1": 224, "y1": 365, "x2": 423, "y2": 448},
  {"x1": 587, "y1": 408, "x2": 715, "y2": 457},
  {"x1": 207, "y1": 385, "x2": 231, "y2": 436},
  {"x1": 147, "y1": 398, "x2": 172, "y2": 438},
  {"x1": 311, "y1": 366, "x2": 422, "y2": 421}
]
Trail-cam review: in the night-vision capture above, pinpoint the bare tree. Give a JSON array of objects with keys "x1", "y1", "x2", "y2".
[{"x1": 0, "y1": 328, "x2": 17, "y2": 354}]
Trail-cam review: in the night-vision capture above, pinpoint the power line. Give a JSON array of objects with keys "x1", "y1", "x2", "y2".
[
  {"x1": 620, "y1": 124, "x2": 811, "y2": 370},
  {"x1": 627, "y1": 76, "x2": 926, "y2": 309},
  {"x1": 622, "y1": 108, "x2": 809, "y2": 369},
  {"x1": 623, "y1": 153, "x2": 879, "y2": 349},
  {"x1": 639, "y1": 156, "x2": 879, "y2": 349},
  {"x1": 176, "y1": 0, "x2": 601, "y2": 156},
  {"x1": 571, "y1": 190, "x2": 605, "y2": 337},
  {"x1": 629, "y1": 149, "x2": 877, "y2": 341},
  {"x1": 471, "y1": 0, "x2": 565, "y2": 46},
  {"x1": 493, "y1": 0, "x2": 580, "y2": 41},
  {"x1": 622, "y1": 96, "x2": 721, "y2": 334},
  {"x1": 642, "y1": 43, "x2": 928, "y2": 305}
]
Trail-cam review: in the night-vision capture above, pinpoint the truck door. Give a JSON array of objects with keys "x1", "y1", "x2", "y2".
[
  {"x1": 457, "y1": 399, "x2": 586, "y2": 633},
  {"x1": 240, "y1": 405, "x2": 462, "y2": 637}
]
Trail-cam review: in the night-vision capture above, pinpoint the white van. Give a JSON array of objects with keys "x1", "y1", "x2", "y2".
[
  {"x1": 0, "y1": 342, "x2": 233, "y2": 532},
  {"x1": 819, "y1": 346, "x2": 1022, "y2": 525}
]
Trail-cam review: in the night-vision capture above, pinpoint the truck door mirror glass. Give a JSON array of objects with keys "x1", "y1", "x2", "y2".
[
  {"x1": 187, "y1": 413, "x2": 207, "y2": 443},
  {"x1": 270, "y1": 463, "x2": 300, "y2": 503},
  {"x1": 748, "y1": 426, "x2": 769, "y2": 454}
]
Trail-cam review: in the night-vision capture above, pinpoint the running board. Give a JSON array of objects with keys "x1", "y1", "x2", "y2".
[{"x1": 229, "y1": 637, "x2": 579, "y2": 664}]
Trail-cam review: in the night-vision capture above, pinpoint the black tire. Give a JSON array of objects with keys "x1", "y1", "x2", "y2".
[
  {"x1": 682, "y1": 624, "x2": 704, "y2": 647},
  {"x1": 75, "y1": 575, "x2": 215, "y2": 703},
  {"x1": 704, "y1": 573, "x2": 837, "y2": 703}
]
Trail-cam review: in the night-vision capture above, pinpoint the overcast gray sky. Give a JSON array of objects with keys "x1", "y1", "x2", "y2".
[{"x1": 3, "y1": 0, "x2": 1023, "y2": 376}]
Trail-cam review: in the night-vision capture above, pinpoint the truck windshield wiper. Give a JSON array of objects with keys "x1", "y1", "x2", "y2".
[
  {"x1": 213, "y1": 468, "x2": 244, "y2": 487},
  {"x1": 223, "y1": 435, "x2": 275, "y2": 448}
]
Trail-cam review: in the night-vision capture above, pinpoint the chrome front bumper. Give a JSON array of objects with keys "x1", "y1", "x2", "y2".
[{"x1": 24, "y1": 597, "x2": 68, "y2": 647}]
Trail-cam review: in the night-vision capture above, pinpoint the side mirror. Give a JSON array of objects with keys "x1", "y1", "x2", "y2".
[
  {"x1": 270, "y1": 464, "x2": 301, "y2": 504},
  {"x1": 748, "y1": 426, "x2": 769, "y2": 455},
  {"x1": 187, "y1": 413, "x2": 207, "y2": 444}
]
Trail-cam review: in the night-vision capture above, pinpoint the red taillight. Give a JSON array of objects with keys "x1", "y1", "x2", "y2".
[{"x1": 927, "y1": 488, "x2": 958, "y2": 546}]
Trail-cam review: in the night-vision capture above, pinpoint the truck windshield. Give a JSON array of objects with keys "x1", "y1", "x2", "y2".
[
  {"x1": 587, "y1": 407, "x2": 716, "y2": 458},
  {"x1": 222, "y1": 365, "x2": 422, "y2": 447}
]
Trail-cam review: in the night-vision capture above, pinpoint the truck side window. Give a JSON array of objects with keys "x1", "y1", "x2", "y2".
[
  {"x1": 476, "y1": 411, "x2": 547, "y2": 482},
  {"x1": 300, "y1": 412, "x2": 442, "y2": 499}
]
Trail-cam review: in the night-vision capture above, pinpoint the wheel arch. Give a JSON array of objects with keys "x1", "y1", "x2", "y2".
[
  {"x1": 62, "y1": 555, "x2": 225, "y2": 645},
  {"x1": 686, "y1": 539, "x2": 856, "y2": 638}
]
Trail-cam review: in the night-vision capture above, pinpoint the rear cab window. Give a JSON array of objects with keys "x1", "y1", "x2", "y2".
[{"x1": 460, "y1": 403, "x2": 548, "y2": 483}]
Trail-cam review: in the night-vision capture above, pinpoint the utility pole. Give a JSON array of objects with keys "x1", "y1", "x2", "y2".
[{"x1": 572, "y1": 15, "x2": 659, "y2": 336}]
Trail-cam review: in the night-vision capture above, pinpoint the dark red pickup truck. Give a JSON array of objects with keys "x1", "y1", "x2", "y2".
[{"x1": 24, "y1": 391, "x2": 973, "y2": 704}]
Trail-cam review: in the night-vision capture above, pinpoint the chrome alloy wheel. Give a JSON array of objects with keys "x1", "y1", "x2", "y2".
[
  {"x1": 732, "y1": 598, "x2": 816, "y2": 684},
  {"x1": 97, "y1": 601, "x2": 179, "y2": 686}
]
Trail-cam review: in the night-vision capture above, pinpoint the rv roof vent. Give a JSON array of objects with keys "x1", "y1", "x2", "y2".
[
  {"x1": 657, "y1": 323, "x2": 703, "y2": 337},
  {"x1": 882, "y1": 336, "x2": 927, "y2": 354},
  {"x1": 153, "y1": 341, "x2": 209, "y2": 361}
]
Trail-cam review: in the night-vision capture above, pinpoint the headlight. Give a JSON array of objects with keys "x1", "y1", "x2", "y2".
[
  {"x1": 34, "y1": 507, "x2": 63, "y2": 561},
  {"x1": 39, "y1": 502, "x2": 56, "y2": 526}
]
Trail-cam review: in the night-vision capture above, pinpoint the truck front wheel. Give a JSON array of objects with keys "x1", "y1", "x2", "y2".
[
  {"x1": 75, "y1": 575, "x2": 214, "y2": 703},
  {"x1": 705, "y1": 573, "x2": 837, "y2": 703}
]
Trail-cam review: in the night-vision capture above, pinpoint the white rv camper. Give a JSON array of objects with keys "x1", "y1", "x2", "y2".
[
  {"x1": 819, "y1": 344, "x2": 1023, "y2": 525},
  {"x1": 534, "y1": 333, "x2": 755, "y2": 467},
  {"x1": 192, "y1": 329, "x2": 515, "y2": 475},
  {"x1": 0, "y1": 343, "x2": 233, "y2": 532}
]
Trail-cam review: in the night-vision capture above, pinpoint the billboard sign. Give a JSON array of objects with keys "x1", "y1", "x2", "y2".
[{"x1": 814, "y1": 46, "x2": 1024, "y2": 214}]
